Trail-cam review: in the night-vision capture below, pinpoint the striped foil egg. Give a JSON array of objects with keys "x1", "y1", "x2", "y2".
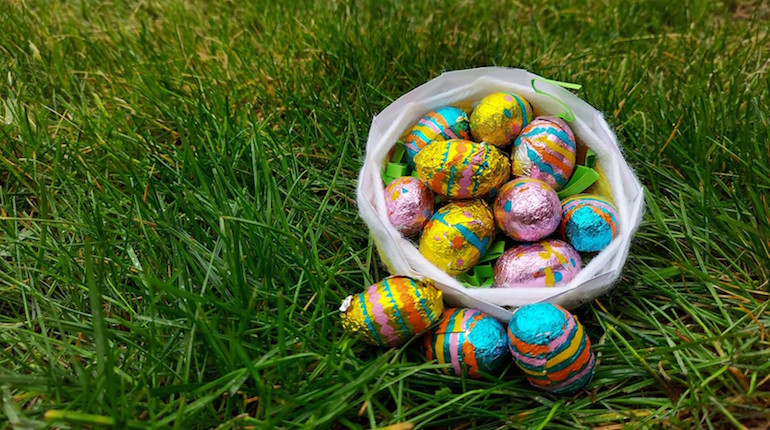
[
  {"x1": 419, "y1": 200, "x2": 496, "y2": 276},
  {"x1": 414, "y1": 139, "x2": 510, "y2": 199},
  {"x1": 507, "y1": 303, "x2": 595, "y2": 394},
  {"x1": 560, "y1": 194, "x2": 619, "y2": 252},
  {"x1": 470, "y1": 92, "x2": 534, "y2": 147},
  {"x1": 340, "y1": 276, "x2": 444, "y2": 347},
  {"x1": 423, "y1": 308, "x2": 510, "y2": 379},
  {"x1": 404, "y1": 106, "x2": 471, "y2": 167},
  {"x1": 512, "y1": 116, "x2": 577, "y2": 191}
]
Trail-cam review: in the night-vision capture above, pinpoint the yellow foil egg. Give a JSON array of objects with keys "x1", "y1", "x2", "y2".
[
  {"x1": 339, "y1": 276, "x2": 444, "y2": 347},
  {"x1": 470, "y1": 92, "x2": 534, "y2": 147},
  {"x1": 414, "y1": 140, "x2": 510, "y2": 199},
  {"x1": 419, "y1": 200, "x2": 495, "y2": 276}
]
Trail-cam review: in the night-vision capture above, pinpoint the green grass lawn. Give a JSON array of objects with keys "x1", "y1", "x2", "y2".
[{"x1": 1, "y1": 0, "x2": 769, "y2": 428}]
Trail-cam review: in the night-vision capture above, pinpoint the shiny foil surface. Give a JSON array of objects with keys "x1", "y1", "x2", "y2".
[
  {"x1": 414, "y1": 140, "x2": 510, "y2": 199},
  {"x1": 494, "y1": 178, "x2": 561, "y2": 241},
  {"x1": 493, "y1": 239, "x2": 582, "y2": 288},
  {"x1": 419, "y1": 200, "x2": 495, "y2": 276},
  {"x1": 340, "y1": 276, "x2": 444, "y2": 347},
  {"x1": 507, "y1": 303, "x2": 595, "y2": 394},
  {"x1": 512, "y1": 116, "x2": 577, "y2": 190},
  {"x1": 384, "y1": 176, "x2": 435, "y2": 237},
  {"x1": 424, "y1": 308, "x2": 510, "y2": 378},
  {"x1": 470, "y1": 92, "x2": 534, "y2": 147},
  {"x1": 560, "y1": 194, "x2": 619, "y2": 252},
  {"x1": 404, "y1": 106, "x2": 471, "y2": 167}
]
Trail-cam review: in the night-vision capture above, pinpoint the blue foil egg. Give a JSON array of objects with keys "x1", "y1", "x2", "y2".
[{"x1": 560, "y1": 194, "x2": 619, "y2": 252}]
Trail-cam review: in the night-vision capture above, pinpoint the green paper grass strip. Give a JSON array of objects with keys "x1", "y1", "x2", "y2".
[
  {"x1": 474, "y1": 264, "x2": 494, "y2": 279},
  {"x1": 380, "y1": 141, "x2": 408, "y2": 183},
  {"x1": 585, "y1": 148, "x2": 597, "y2": 168},
  {"x1": 530, "y1": 78, "x2": 582, "y2": 123},
  {"x1": 540, "y1": 78, "x2": 583, "y2": 91},
  {"x1": 459, "y1": 272, "x2": 481, "y2": 287},
  {"x1": 392, "y1": 141, "x2": 406, "y2": 163},
  {"x1": 478, "y1": 240, "x2": 506, "y2": 263},
  {"x1": 557, "y1": 165, "x2": 599, "y2": 199},
  {"x1": 476, "y1": 264, "x2": 494, "y2": 287},
  {"x1": 459, "y1": 264, "x2": 496, "y2": 288},
  {"x1": 386, "y1": 163, "x2": 408, "y2": 178},
  {"x1": 381, "y1": 162, "x2": 408, "y2": 184}
]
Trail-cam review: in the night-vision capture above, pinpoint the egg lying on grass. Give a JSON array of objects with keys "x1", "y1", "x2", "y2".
[
  {"x1": 340, "y1": 276, "x2": 444, "y2": 347},
  {"x1": 507, "y1": 303, "x2": 595, "y2": 394},
  {"x1": 424, "y1": 308, "x2": 510, "y2": 379}
]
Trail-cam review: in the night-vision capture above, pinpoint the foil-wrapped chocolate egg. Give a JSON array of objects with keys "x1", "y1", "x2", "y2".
[
  {"x1": 384, "y1": 176, "x2": 435, "y2": 237},
  {"x1": 494, "y1": 178, "x2": 561, "y2": 241},
  {"x1": 419, "y1": 200, "x2": 495, "y2": 276},
  {"x1": 424, "y1": 308, "x2": 510, "y2": 378},
  {"x1": 414, "y1": 140, "x2": 510, "y2": 199},
  {"x1": 404, "y1": 106, "x2": 471, "y2": 166},
  {"x1": 469, "y1": 92, "x2": 533, "y2": 147},
  {"x1": 560, "y1": 194, "x2": 619, "y2": 252},
  {"x1": 493, "y1": 239, "x2": 582, "y2": 288},
  {"x1": 340, "y1": 276, "x2": 444, "y2": 347},
  {"x1": 512, "y1": 116, "x2": 577, "y2": 191},
  {"x1": 507, "y1": 303, "x2": 595, "y2": 394}
]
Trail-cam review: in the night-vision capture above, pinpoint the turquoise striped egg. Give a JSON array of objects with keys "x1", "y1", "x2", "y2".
[{"x1": 507, "y1": 303, "x2": 595, "y2": 394}]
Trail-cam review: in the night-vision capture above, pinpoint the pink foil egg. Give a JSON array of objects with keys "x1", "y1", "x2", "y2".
[
  {"x1": 494, "y1": 239, "x2": 582, "y2": 288},
  {"x1": 384, "y1": 176, "x2": 435, "y2": 236},
  {"x1": 493, "y1": 178, "x2": 561, "y2": 242}
]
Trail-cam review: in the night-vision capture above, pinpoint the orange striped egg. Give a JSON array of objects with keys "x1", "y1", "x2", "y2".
[
  {"x1": 507, "y1": 303, "x2": 595, "y2": 394},
  {"x1": 340, "y1": 276, "x2": 443, "y2": 347},
  {"x1": 424, "y1": 308, "x2": 509, "y2": 379},
  {"x1": 512, "y1": 116, "x2": 577, "y2": 191}
]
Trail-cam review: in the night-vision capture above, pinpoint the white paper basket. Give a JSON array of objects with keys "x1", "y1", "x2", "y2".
[{"x1": 356, "y1": 67, "x2": 644, "y2": 321}]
